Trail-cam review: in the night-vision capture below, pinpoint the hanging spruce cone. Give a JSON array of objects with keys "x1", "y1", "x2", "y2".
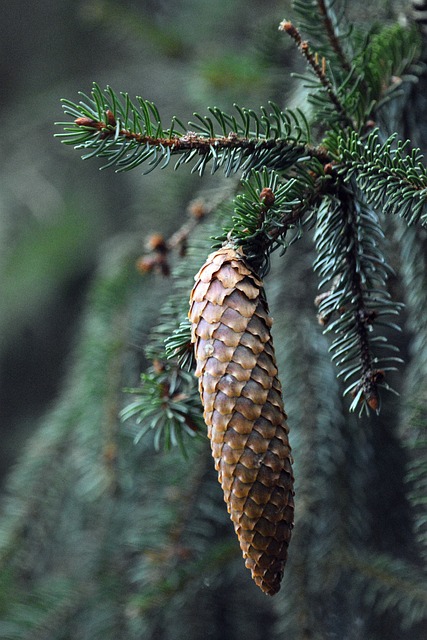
[{"x1": 188, "y1": 246, "x2": 294, "y2": 595}]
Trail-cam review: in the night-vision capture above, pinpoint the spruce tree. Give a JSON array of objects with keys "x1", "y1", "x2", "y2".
[{"x1": 0, "y1": 2, "x2": 426, "y2": 639}]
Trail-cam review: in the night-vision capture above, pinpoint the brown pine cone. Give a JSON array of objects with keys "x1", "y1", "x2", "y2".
[{"x1": 188, "y1": 246, "x2": 294, "y2": 595}]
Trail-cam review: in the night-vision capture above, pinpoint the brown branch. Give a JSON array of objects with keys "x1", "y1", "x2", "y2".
[
  {"x1": 279, "y1": 20, "x2": 353, "y2": 127},
  {"x1": 136, "y1": 187, "x2": 235, "y2": 276},
  {"x1": 317, "y1": 0, "x2": 352, "y2": 74},
  {"x1": 268, "y1": 176, "x2": 330, "y2": 245},
  {"x1": 74, "y1": 114, "x2": 331, "y2": 165},
  {"x1": 340, "y1": 189, "x2": 382, "y2": 411}
]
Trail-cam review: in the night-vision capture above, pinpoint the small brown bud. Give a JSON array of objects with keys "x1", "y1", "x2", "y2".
[
  {"x1": 136, "y1": 255, "x2": 157, "y2": 273},
  {"x1": 317, "y1": 312, "x2": 331, "y2": 327},
  {"x1": 366, "y1": 394, "x2": 379, "y2": 411},
  {"x1": 136, "y1": 252, "x2": 170, "y2": 276},
  {"x1": 147, "y1": 233, "x2": 168, "y2": 253},
  {"x1": 75, "y1": 116, "x2": 99, "y2": 128},
  {"x1": 188, "y1": 199, "x2": 207, "y2": 220},
  {"x1": 260, "y1": 187, "x2": 275, "y2": 208},
  {"x1": 279, "y1": 20, "x2": 293, "y2": 33},
  {"x1": 152, "y1": 358, "x2": 166, "y2": 373},
  {"x1": 106, "y1": 109, "x2": 116, "y2": 127}
]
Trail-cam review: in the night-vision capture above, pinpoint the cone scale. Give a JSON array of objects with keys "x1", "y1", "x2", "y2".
[{"x1": 189, "y1": 246, "x2": 294, "y2": 595}]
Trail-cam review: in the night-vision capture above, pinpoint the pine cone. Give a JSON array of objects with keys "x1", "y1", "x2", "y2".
[{"x1": 188, "y1": 246, "x2": 294, "y2": 595}]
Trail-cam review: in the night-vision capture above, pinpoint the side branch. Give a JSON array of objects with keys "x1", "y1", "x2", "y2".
[
  {"x1": 314, "y1": 185, "x2": 402, "y2": 413},
  {"x1": 341, "y1": 194, "x2": 383, "y2": 410},
  {"x1": 317, "y1": 0, "x2": 352, "y2": 73},
  {"x1": 338, "y1": 130, "x2": 427, "y2": 226},
  {"x1": 57, "y1": 85, "x2": 332, "y2": 175},
  {"x1": 267, "y1": 180, "x2": 327, "y2": 244},
  {"x1": 220, "y1": 167, "x2": 333, "y2": 276},
  {"x1": 279, "y1": 20, "x2": 352, "y2": 126},
  {"x1": 74, "y1": 113, "x2": 330, "y2": 164}
]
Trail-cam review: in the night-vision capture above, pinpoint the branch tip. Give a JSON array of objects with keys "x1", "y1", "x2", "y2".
[
  {"x1": 260, "y1": 187, "x2": 275, "y2": 207},
  {"x1": 74, "y1": 116, "x2": 100, "y2": 129}
]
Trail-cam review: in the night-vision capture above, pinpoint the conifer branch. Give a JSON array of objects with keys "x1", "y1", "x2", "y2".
[
  {"x1": 359, "y1": 23, "x2": 422, "y2": 111},
  {"x1": 120, "y1": 363, "x2": 204, "y2": 454},
  {"x1": 4, "y1": 2, "x2": 427, "y2": 635},
  {"x1": 338, "y1": 130, "x2": 427, "y2": 225},
  {"x1": 341, "y1": 197, "x2": 386, "y2": 412},
  {"x1": 216, "y1": 165, "x2": 331, "y2": 273},
  {"x1": 316, "y1": 0, "x2": 352, "y2": 74},
  {"x1": 136, "y1": 185, "x2": 236, "y2": 279},
  {"x1": 343, "y1": 550, "x2": 427, "y2": 627},
  {"x1": 135, "y1": 540, "x2": 238, "y2": 615},
  {"x1": 276, "y1": 313, "x2": 369, "y2": 636},
  {"x1": 314, "y1": 187, "x2": 403, "y2": 413},
  {"x1": 279, "y1": 20, "x2": 353, "y2": 126},
  {"x1": 125, "y1": 449, "x2": 240, "y2": 617},
  {"x1": 291, "y1": 0, "x2": 353, "y2": 67},
  {"x1": 56, "y1": 84, "x2": 330, "y2": 176},
  {"x1": 398, "y1": 225, "x2": 427, "y2": 561},
  {"x1": 136, "y1": 200, "x2": 211, "y2": 276}
]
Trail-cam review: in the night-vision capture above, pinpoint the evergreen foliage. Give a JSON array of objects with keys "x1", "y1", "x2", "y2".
[
  {"x1": 55, "y1": 7, "x2": 426, "y2": 414},
  {"x1": 337, "y1": 129, "x2": 427, "y2": 225},
  {"x1": 57, "y1": 84, "x2": 315, "y2": 177},
  {"x1": 1, "y1": 1, "x2": 427, "y2": 638}
]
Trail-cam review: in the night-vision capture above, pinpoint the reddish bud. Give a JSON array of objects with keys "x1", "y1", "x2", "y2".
[
  {"x1": 279, "y1": 20, "x2": 293, "y2": 33},
  {"x1": 136, "y1": 255, "x2": 157, "y2": 273},
  {"x1": 260, "y1": 187, "x2": 275, "y2": 207},
  {"x1": 136, "y1": 253, "x2": 170, "y2": 277},
  {"x1": 152, "y1": 359, "x2": 166, "y2": 374},
  {"x1": 75, "y1": 117, "x2": 99, "y2": 128},
  {"x1": 317, "y1": 312, "x2": 331, "y2": 327},
  {"x1": 147, "y1": 233, "x2": 168, "y2": 253},
  {"x1": 367, "y1": 394, "x2": 379, "y2": 411},
  {"x1": 188, "y1": 199, "x2": 207, "y2": 220},
  {"x1": 106, "y1": 109, "x2": 116, "y2": 127}
]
